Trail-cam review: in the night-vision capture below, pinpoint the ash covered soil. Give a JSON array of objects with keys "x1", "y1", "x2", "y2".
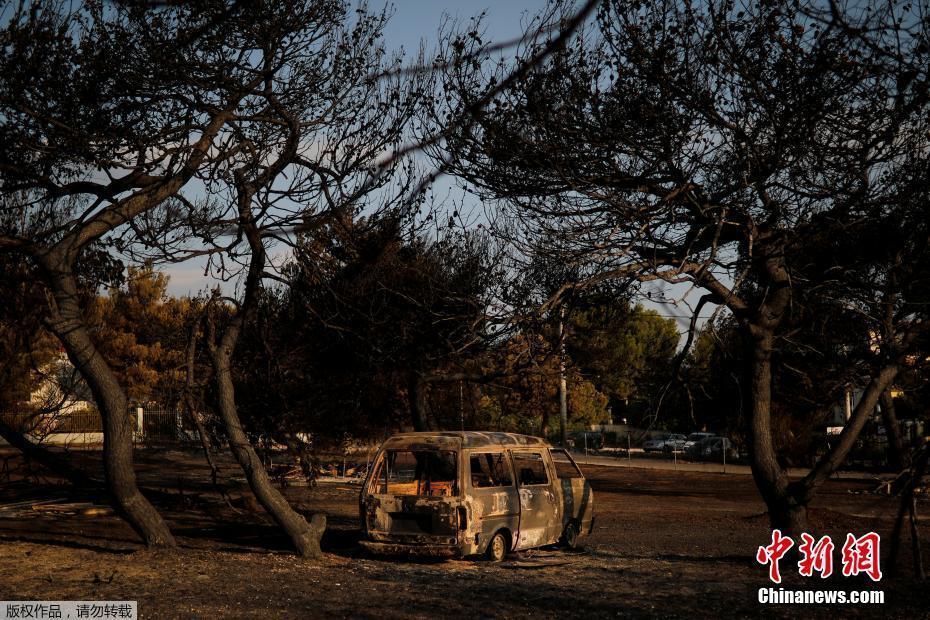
[{"x1": 0, "y1": 449, "x2": 926, "y2": 619}]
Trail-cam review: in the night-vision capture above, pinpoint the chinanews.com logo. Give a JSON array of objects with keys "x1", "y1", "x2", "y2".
[{"x1": 755, "y1": 530, "x2": 885, "y2": 605}]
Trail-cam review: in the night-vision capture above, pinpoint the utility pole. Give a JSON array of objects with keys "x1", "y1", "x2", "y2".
[{"x1": 459, "y1": 380, "x2": 465, "y2": 431}]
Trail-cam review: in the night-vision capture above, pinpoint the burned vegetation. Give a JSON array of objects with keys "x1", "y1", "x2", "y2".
[{"x1": 1, "y1": 0, "x2": 929, "y2": 617}]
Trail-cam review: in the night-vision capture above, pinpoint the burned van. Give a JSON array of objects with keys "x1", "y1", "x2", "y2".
[{"x1": 359, "y1": 431, "x2": 594, "y2": 560}]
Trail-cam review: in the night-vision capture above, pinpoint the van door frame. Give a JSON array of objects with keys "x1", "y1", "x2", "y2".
[
  {"x1": 464, "y1": 449, "x2": 520, "y2": 553},
  {"x1": 549, "y1": 447, "x2": 593, "y2": 535},
  {"x1": 510, "y1": 448, "x2": 561, "y2": 550}
]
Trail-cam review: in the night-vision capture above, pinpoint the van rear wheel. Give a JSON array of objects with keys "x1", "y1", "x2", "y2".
[
  {"x1": 486, "y1": 531, "x2": 508, "y2": 562},
  {"x1": 562, "y1": 522, "x2": 581, "y2": 550}
]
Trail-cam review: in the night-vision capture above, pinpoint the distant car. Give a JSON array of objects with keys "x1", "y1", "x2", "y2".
[
  {"x1": 687, "y1": 436, "x2": 737, "y2": 461},
  {"x1": 643, "y1": 434, "x2": 669, "y2": 453},
  {"x1": 644, "y1": 433, "x2": 686, "y2": 453},
  {"x1": 682, "y1": 432, "x2": 714, "y2": 452},
  {"x1": 661, "y1": 434, "x2": 688, "y2": 453}
]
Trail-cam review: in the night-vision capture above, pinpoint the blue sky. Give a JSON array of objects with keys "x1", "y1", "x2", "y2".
[{"x1": 381, "y1": 0, "x2": 551, "y2": 55}]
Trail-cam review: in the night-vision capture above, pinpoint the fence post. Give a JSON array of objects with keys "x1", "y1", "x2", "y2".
[{"x1": 136, "y1": 407, "x2": 144, "y2": 439}]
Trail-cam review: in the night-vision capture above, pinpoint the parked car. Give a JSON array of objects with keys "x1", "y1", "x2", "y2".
[
  {"x1": 687, "y1": 436, "x2": 737, "y2": 461},
  {"x1": 359, "y1": 431, "x2": 595, "y2": 561},
  {"x1": 663, "y1": 434, "x2": 689, "y2": 453},
  {"x1": 682, "y1": 432, "x2": 715, "y2": 452},
  {"x1": 644, "y1": 433, "x2": 686, "y2": 453}
]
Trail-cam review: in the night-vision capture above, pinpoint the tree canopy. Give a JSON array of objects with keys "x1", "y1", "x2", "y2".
[{"x1": 432, "y1": 0, "x2": 930, "y2": 533}]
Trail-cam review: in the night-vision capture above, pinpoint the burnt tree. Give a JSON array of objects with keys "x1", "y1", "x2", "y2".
[
  {"x1": 434, "y1": 0, "x2": 930, "y2": 533},
  {"x1": 0, "y1": 0, "x2": 405, "y2": 547}
]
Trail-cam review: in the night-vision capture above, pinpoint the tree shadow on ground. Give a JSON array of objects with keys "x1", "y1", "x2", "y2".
[{"x1": 0, "y1": 532, "x2": 136, "y2": 555}]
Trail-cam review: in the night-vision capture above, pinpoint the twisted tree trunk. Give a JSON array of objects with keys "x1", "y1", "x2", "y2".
[
  {"x1": 39, "y1": 258, "x2": 175, "y2": 547},
  {"x1": 737, "y1": 243, "x2": 810, "y2": 535},
  {"x1": 205, "y1": 199, "x2": 325, "y2": 558},
  {"x1": 558, "y1": 309, "x2": 568, "y2": 447},
  {"x1": 745, "y1": 321, "x2": 807, "y2": 535},
  {"x1": 183, "y1": 314, "x2": 219, "y2": 485},
  {"x1": 745, "y1": 317, "x2": 901, "y2": 536},
  {"x1": 209, "y1": 336, "x2": 325, "y2": 557}
]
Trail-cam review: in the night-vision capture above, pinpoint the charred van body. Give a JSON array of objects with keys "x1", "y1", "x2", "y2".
[{"x1": 359, "y1": 431, "x2": 594, "y2": 560}]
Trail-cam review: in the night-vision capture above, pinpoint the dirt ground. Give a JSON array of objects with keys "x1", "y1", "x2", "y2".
[{"x1": 0, "y1": 448, "x2": 926, "y2": 619}]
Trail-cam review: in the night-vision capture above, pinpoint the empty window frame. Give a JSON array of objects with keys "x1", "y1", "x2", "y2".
[
  {"x1": 512, "y1": 451, "x2": 549, "y2": 486},
  {"x1": 371, "y1": 450, "x2": 458, "y2": 496},
  {"x1": 550, "y1": 448, "x2": 584, "y2": 479},
  {"x1": 468, "y1": 452, "x2": 514, "y2": 488}
]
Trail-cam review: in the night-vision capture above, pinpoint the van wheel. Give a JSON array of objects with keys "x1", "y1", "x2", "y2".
[
  {"x1": 486, "y1": 531, "x2": 508, "y2": 562},
  {"x1": 562, "y1": 522, "x2": 581, "y2": 550}
]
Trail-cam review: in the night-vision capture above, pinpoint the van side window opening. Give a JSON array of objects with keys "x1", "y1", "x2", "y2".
[
  {"x1": 512, "y1": 451, "x2": 549, "y2": 485},
  {"x1": 550, "y1": 449, "x2": 584, "y2": 479},
  {"x1": 469, "y1": 452, "x2": 514, "y2": 488},
  {"x1": 373, "y1": 450, "x2": 458, "y2": 496}
]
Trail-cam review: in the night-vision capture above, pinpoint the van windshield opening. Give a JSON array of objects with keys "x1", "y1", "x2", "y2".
[{"x1": 373, "y1": 450, "x2": 458, "y2": 497}]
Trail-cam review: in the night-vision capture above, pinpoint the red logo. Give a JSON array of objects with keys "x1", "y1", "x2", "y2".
[
  {"x1": 841, "y1": 532, "x2": 882, "y2": 582},
  {"x1": 756, "y1": 529, "x2": 794, "y2": 584},
  {"x1": 757, "y1": 531, "x2": 882, "y2": 583},
  {"x1": 798, "y1": 533, "x2": 834, "y2": 578}
]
